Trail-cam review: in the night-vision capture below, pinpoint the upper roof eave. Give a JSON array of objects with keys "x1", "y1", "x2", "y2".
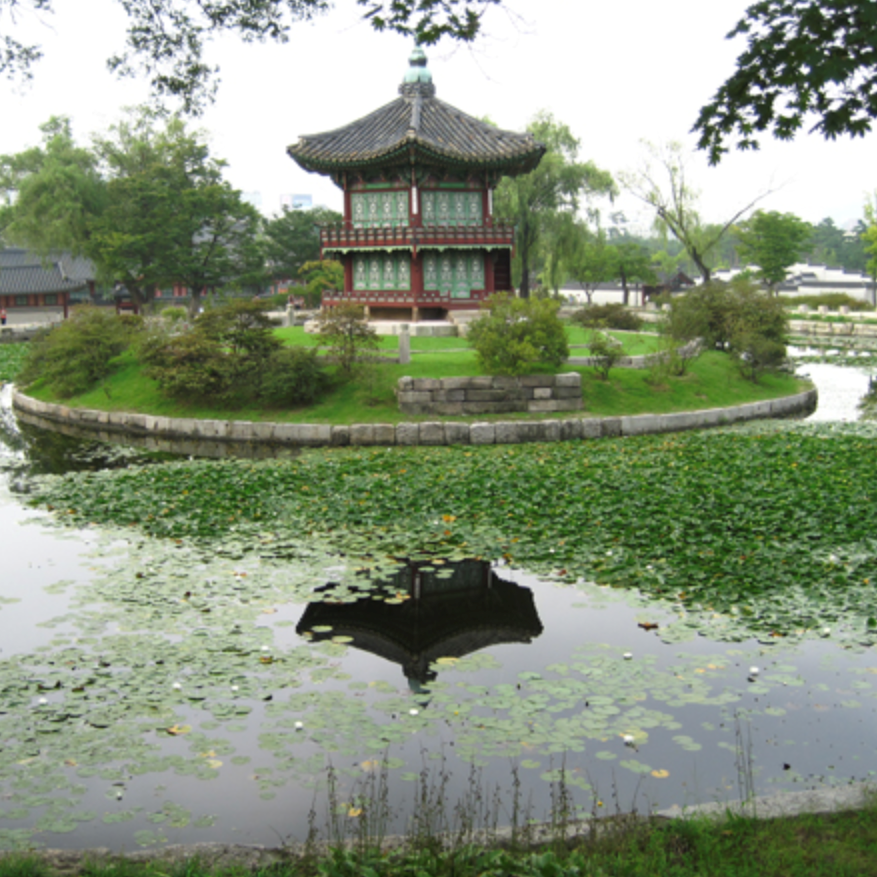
[{"x1": 288, "y1": 86, "x2": 546, "y2": 180}]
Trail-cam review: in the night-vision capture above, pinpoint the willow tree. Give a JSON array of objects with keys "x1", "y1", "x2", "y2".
[{"x1": 493, "y1": 112, "x2": 615, "y2": 299}]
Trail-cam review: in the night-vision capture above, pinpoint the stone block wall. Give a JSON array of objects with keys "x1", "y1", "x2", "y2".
[
  {"x1": 396, "y1": 373, "x2": 582, "y2": 416},
  {"x1": 12, "y1": 387, "x2": 818, "y2": 451}
]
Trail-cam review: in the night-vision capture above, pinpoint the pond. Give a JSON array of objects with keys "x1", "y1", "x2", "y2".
[{"x1": 1, "y1": 366, "x2": 877, "y2": 852}]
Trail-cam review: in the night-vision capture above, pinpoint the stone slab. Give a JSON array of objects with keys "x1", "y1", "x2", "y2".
[
  {"x1": 581, "y1": 418, "x2": 602, "y2": 439},
  {"x1": 373, "y1": 424, "x2": 396, "y2": 445},
  {"x1": 434, "y1": 402, "x2": 465, "y2": 416},
  {"x1": 559, "y1": 418, "x2": 583, "y2": 441},
  {"x1": 444, "y1": 422, "x2": 471, "y2": 445},
  {"x1": 519, "y1": 375, "x2": 556, "y2": 388},
  {"x1": 469, "y1": 422, "x2": 496, "y2": 445},
  {"x1": 419, "y1": 422, "x2": 445, "y2": 445},
  {"x1": 600, "y1": 417, "x2": 622, "y2": 438},
  {"x1": 349, "y1": 424, "x2": 374, "y2": 445},
  {"x1": 396, "y1": 422, "x2": 420, "y2": 445},
  {"x1": 411, "y1": 378, "x2": 442, "y2": 391}
]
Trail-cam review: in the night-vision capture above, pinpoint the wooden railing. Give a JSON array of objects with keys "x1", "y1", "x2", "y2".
[{"x1": 320, "y1": 222, "x2": 516, "y2": 251}]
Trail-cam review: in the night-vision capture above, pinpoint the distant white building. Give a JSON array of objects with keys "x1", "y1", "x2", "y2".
[{"x1": 712, "y1": 263, "x2": 876, "y2": 304}]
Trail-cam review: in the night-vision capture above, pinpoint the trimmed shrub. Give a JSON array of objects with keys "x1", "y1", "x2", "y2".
[
  {"x1": 17, "y1": 306, "x2": 142, "y2": 398},
  {"x1": 587, "y1": 330, "x2": 624, "y2": 380},
  {"x1": 315, "y1": 303, "x2": 380, "y2": 377},
  {"x1": 467, "y1": 293, "x2": 569, "y2": 376},
  {"x1": 160, "y1": 306, "x2": 188, "y2": 323},
  {"x1": 571, "y1": 303, "x2": 643, "y2": 331},
  {"x1": 664, "y1": 279, "x2": 788, "y2": 382},
  {"x1": 140, "y1": 330, "x2": 235, "y2": 401},
  {"x1": 780, "y1": 292, "x2": 873, "y2": 312},
  {"x1": 259, "y1": 346, "x2": 328, "y2": 407}
]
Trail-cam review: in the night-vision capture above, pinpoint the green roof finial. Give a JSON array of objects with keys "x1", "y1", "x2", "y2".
[{"x1": 403, "y1": 47, "x2": 432, "y2": 85}]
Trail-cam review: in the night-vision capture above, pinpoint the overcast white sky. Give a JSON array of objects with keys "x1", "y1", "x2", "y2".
[{"x1": 2, "y1": 0, "x2": 875, "y2": 233}]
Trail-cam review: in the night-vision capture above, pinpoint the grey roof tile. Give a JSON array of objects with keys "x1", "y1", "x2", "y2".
[
  {"x1": 288, "y1": 57, "x2": 544, "y2": 177},
  {"x1": 0, "y1": 248, "x2": 93, "y2": 295}
]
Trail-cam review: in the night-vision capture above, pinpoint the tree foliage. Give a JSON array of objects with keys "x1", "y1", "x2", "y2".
[
  {"x1": 467, "y1": 293, "x2": 569, "y2": 376},
  {"x1": 734, "y1": 209, "x2": 813, "y2": 291},
  {"x1": 1, "y1": 0, "x2": 502, "y2": 114},
  {"x1": 140, "y1": 299, "x2": 326, "y2": 405},
  {"x1": 809, "y1": 216, "x2": 868, "y2": 271},
  {"x1": 262, "y1": 206, "x2": 342, "y2": 285},
  {"x1": 664, "y1": 279, "x2": 788, "y2": 381},
  {"x1": 298, "y1": 258, "x2": 344, "y2": 309},
  {"x1": 1, "y1": 112, "x2": 264, "y2": 312},
  {"x1": 17, "y1": 306, "x2": 142, "y2": 398},
  {"x1": 315, "y1": 303, "x2": 380, "y2": 377},
  {"x1": 566, "y1": 226, "x2": 618, "y2": 305},
  {"x1": 694, "y1": 0, "x2": 877, "y2": 163},
  {"x1": 621, "y1": 141, "x2": 770, "y2": 283},
  {"x1": 864, "y1": 194, "x2": 877, "y2": 283},
  {"x1": 493, "y1": 112, "x2": 615, "y2": 299}
]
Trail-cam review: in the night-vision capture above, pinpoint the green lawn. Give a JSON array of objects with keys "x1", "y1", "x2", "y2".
[
  {"x1": 273, "y1": 325, "x2": 663, "y2": 354},
  {"x1": 24, "y1": 345, "x2": 807, "y2": 426},
  {"x1": 3, "y1": 800, "x2": 877, "y2": 876}
]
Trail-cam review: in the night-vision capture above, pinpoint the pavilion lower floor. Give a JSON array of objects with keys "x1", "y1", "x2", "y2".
[{"x1": 321, "y1": 291, "x2": 486, "y2": 321}]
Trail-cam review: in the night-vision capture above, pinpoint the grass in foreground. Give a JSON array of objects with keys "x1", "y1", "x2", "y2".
[
  {"x1": 23, "y1": 348, "x2": 807, "y2": 426},
  {"x1": 3, "y1": 802, "x2": 877, "y2": 876}
]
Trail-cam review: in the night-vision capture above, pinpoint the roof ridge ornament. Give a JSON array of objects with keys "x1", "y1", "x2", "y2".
[{"x1": 399, "y1": 46, "x2": 436, "y2": 98}]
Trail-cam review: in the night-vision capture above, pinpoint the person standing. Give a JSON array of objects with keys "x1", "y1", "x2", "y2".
[{"x1": 0, "y1": 308, "x2": 6, "y2": 326}]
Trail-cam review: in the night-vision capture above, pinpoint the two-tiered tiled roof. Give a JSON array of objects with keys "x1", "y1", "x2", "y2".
[{"x1": 288, "y1": 50, "x2": 545, "y2": 177}]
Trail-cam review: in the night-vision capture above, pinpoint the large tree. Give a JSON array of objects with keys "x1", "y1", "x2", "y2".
[
  {"x1": 734, "y1": 209, "x2": 813, "y2": 292},
  {"x1": 809, "y1": 216, "x2": 869, "y2": 271},
  {"x1": 1, "y1": 0, "x2": 502, "y2": 114},
  {"x1": 262, "y1": 205, "x2": 342, "y2": 285},
  {"x1": 864, "y1": 195, "x2": 877, "y2": 287},
  {"x1": 694, "y1": 0, "x2": 877, "y2": 163},
  {"x1": 566, "y1": 226, "x2": 618, "y2": 305},
  {"x1": 621, "y1": 140, "x2": 770, "y2": 283},
  {"x1": 1, "y1": 112, "x2": 264, "y2": 311},
  {"x1": 493, "y1": 112, "x2": 615, "y2": 299},
  {"x1": 0, "y1": 117, "x2": 106, "y2": 258}
]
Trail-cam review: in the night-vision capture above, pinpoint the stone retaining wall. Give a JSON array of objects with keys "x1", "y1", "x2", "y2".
[
  {"x1": 396, "y1": 373, "x2": 582, "y2": 416},
  {"x1": 12, "y1": 387, "x2": 817, "y2": 450}
]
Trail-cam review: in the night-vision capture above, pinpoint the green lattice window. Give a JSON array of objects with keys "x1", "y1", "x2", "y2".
[
  {"x1": 421, "y1": 191, "x2": 482, "y2": 226},
  {"x1": 351, "y1": 190, "x2": 409, "y2": 228},
  {"x1": 423, "y1": 251, "x2": 485, "y2": 298},
  {"x1": 353, "y1": 254, "x2": 412, "y2": 290}
]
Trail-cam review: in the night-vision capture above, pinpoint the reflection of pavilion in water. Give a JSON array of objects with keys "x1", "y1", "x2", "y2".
[{"x1": 297, "y1": 560, "x2": 543, "y2": 692}]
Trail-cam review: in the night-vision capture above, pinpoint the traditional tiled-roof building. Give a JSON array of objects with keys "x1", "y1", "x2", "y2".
[
  {"x1": 287, "y1": 49, "x2": 545, "y2": 320},
  {"x1": 0, "y1": 248, "x2": 94, "y2": 318}
]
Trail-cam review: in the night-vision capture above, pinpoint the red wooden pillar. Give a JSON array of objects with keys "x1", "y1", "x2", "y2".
[
  {"x1": 411, "y1": 248, "x2": 423, "y2": 317},
  {"x1": 344, "y1": 254, "x2": 354, "y2": 295},
  {"x1": 485, "y1": 251, "x2": 495, "y2": 295}
]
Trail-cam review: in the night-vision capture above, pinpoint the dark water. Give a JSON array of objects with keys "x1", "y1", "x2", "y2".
[{"x1": 0, "y1": 370, "x2": 875, "y2": 852}]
